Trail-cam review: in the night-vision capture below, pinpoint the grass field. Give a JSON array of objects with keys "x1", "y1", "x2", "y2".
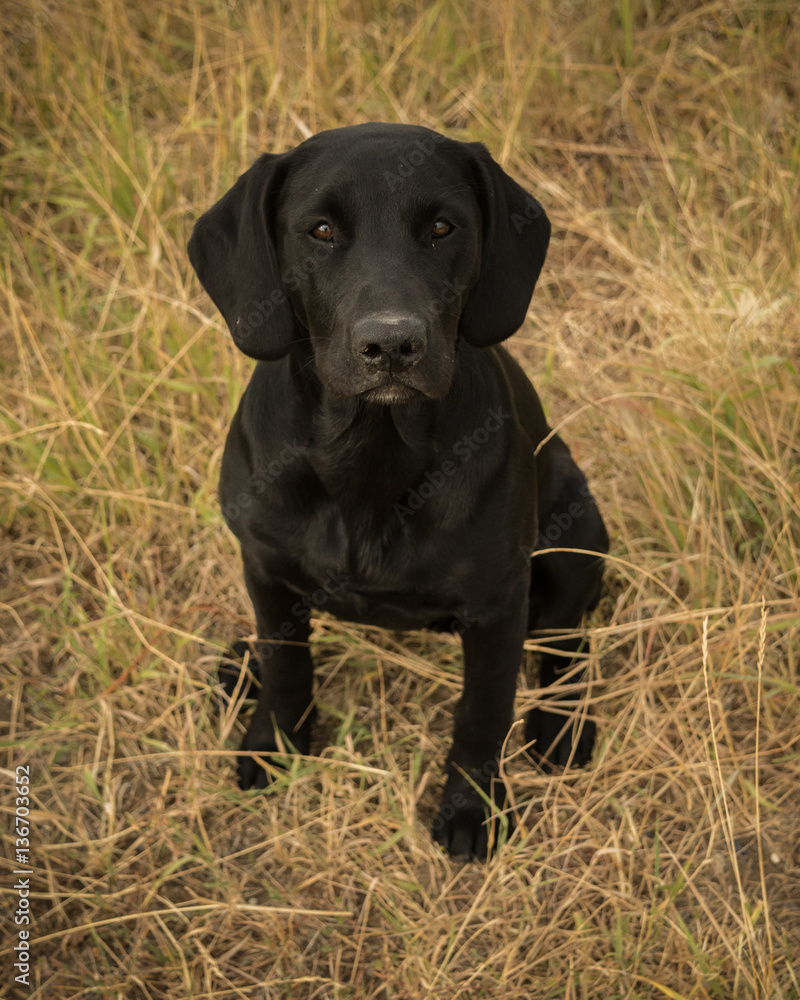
[{"x1": 2, "y1": 1, "x2": 799, "y2": 997}]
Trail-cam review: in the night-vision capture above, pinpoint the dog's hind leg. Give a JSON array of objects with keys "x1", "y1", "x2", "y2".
[{"x1": 525, "y1": 474, "x2": 607, "y2": 770}]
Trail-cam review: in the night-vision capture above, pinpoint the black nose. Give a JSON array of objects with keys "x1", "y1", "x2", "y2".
[{"x1": 351, "y1": 314, "x2": 427, "y2": 371}]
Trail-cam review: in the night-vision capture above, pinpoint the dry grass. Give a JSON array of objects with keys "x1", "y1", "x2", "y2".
[{"x1": 1, "y1": 1, "x2": 799, "y2": 997}]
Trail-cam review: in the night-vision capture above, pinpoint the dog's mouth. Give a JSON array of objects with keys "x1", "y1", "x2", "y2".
[
  {"x1": 317, "y1": 347, "x2": 455, "y2": 403},
  {"x1": 359, "y1": 381, "x2": 421, "y2": 406}
]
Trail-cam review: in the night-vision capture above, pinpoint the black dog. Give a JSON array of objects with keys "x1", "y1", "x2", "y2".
[{"x1": 188, "y1": 123, "x2": 608, "y2": 859}]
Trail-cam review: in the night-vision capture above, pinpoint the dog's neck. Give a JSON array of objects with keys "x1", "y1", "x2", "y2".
[
  {"x1": 288, "y1": 345, "x2": 439, "y2": 534},
  {"x1": 310, "y1": 392, "x2": 438, "y2": 514}
]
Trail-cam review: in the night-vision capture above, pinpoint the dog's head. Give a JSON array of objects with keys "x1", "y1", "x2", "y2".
[{"x1": 188, "y1": 123, "x2": 550, "y2": 403}]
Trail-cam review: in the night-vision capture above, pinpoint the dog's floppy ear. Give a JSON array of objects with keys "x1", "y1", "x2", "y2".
[
  {"x1": 459, "y1": 144, "x2": 551, "y2": 348},
  {"x1": 188, "y1": 153, "x2": 294, "y2": 361}
]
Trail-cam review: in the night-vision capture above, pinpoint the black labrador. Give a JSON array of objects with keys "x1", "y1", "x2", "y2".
[{"x1": 188, "y1": 123, "x2": 609, "y2": 859}]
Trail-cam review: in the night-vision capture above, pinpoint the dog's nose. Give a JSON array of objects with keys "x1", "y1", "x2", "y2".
[{"x1": 351, "y1": 314, "x2": 427, "y2": 371}]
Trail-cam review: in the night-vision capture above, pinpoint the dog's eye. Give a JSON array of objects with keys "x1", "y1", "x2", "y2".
[
  {"x1": 431, "y1": 219, "x2": 452, "y2": 239},
  {"x1": 311, "y1": 222, "x2": 334, "y2": 241}
]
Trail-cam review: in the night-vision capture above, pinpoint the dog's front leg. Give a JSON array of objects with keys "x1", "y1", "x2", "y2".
[
  {"x1": 236, "y1": 566, "x2": 315, "y2": 790},
  {"x1": 433, "y1": 572, "x2": 529, "y2": 860}
]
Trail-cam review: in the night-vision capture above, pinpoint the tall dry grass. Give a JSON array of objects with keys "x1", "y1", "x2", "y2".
[{"x1": 1, "y1": 1, "x2": 798, "y2": 997}]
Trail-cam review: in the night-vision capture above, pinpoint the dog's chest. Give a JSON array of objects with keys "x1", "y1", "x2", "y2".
[
  {"x1": 289, "y1": 495, "x2": 450, "y2": 593},
  {"x1": 259, "y1": 473, "x2": 523, "y2": 630},
  {"x1": 235, "y1": 393, "x2": 530, "y2": 626}
]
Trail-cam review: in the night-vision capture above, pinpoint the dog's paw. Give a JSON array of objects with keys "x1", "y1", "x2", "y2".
[
  {"x1": 218, "y1": 640, "x2": 259, "y2": 700},
  {"x1": 432, "y1": 775, "x2": 510, "y2": 861},
  {"x1": 524, "y1": 706, "x2": 595, "y2": 772},
  {"x1": 237, "y1": 712, "x2": 314, "y2": 790},
  {"x1": 237, "y1": 724, "x2": 280, "y2": 790},
  {"x1": 433, "y1": 801, "x2": 493, "y2": 860}
]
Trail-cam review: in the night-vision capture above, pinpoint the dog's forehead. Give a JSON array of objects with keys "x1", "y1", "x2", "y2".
[{"x1": 283, "y1": 125, "x2": 476, "y2": 209}]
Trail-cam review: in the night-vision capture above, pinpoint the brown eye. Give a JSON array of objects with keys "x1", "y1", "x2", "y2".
[
  {"x1": 432, "y1": 219, "x2": 452, "y2": 239},
  {"x1": 311, "y1": 222, "x2": 334, "y2": 241}
]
